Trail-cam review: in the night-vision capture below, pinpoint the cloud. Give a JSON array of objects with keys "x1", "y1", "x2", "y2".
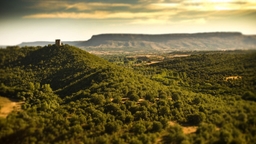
[
  {"x1": 29, "y1": 1, "x2": 132, "y2": 11},
  {"x1": 23, "y1": 10, "x2": 175, "y2": 19},
  {"x1": 21, "y1": 0, "x2": 256, "y2": 26},
  {"x1": 129, "y1": 16, "x2": 171, "y2": 25},
  {"x1": 66, "y1": 3, "x2": 131, "y2": 11},
  {"x1": 179, "y1": 18, "x2": 207, "y2": 24},
  {"x1": 28, "y1": 0, "x2": 256, "y2": 12},
  {"x1": 181, "y1": 0, "x2": 256, "y2": 11},
  {"x1": 25, "y1": 0, "x2": 256, "y2": 14}
]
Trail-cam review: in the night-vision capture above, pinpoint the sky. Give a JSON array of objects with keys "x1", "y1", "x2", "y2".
[{"x1": 0, "y1": 0, "x2": 256, "y2": 45}]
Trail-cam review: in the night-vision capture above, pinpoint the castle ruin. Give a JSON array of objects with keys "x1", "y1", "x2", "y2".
[{"x1": 55, "y1": 39, "x2": 62, "y2": 46}]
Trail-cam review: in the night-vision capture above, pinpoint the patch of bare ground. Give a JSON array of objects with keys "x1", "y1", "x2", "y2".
[
  {"x1": 168, "y1": 121, "x2": 198, "y2": 134},
  {"x1": 154, "y1": 121, "x2": 198, "y2": 144},
  {"x1": 183, "y1": 126, "x2": 198, "y2": 134},
  {"x1": 224, "y1": 76, "x2": 242, "y2": 81},
  {"x1": 146, "y1": 61, "x2": 162, "y2": 65},
  {"x1": 166, "y1": 54, "x2": 190, "y2": 59},
  {"x1": 0, "y1": 96, "x2": 23, "y2": 118}
]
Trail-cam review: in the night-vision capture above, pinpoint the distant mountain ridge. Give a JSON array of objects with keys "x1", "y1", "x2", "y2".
[
  {"x1": 17, "y1": 32, "x2": 256, "y2": 54},
  {"x1": 84, "y1": 32, "x2": 243, "y2": 42}
]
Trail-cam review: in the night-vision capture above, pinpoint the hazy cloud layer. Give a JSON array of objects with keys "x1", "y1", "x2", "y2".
[
  {"x1": 1, "y1": 0, "x2": 255, "y2": 25},
  {"x1": 1, "y1": 1, "x2": 256, "y2": 27}
]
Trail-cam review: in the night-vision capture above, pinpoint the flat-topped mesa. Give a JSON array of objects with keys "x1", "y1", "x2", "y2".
[
  {"x1": 88, "y1": 32, "x2": 243, "y2": 42},
  {"x1": 18, "y1": 32, "x2": 256, "y2": 53}
]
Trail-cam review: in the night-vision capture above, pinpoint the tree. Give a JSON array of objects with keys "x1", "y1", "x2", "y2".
[
  {"x1": 133, "y1": 122, "x2": 147, "y2": 134},
  {"x1": 28, "y1": 82, "x2": 35, "y2": 91},
  {"x1": 151, "y1": 121, "x2": 163, "y2": 132},
  {"x1": 242, "y1": 91, "x2": 256, "y2": 101},
  {"x1": 112, "y1": 96, "x2": 122, "y2": 103},
  {"x1": 128, "y1": 93, "x2": 139, "y2": 102},
  {"x1": 187, "y1": 112, "x2": 205, "y2": 125},
  {"x1": 91, "y1": 94, "x2": 105, "y2": 105},
  {"x1": 172, "y1": 92, "x2": 180, "y2": 101},
  {"x1": 192, "y1": 97, "x2": 201, "y2": 105},
  {"x1": 159, "y1": 106, "x2": 170, "y2": 117},
  {"x1": 105, "y1": 122, "x2": 120, "y2": 134},
  {"x1": 125, "y1": 114, "x2": 134, "y2": 123},
  {"x1": 162, "y1": 125, "x2": 188, "y2": 144},
  {"x1": 219, "y1": 130, "x2": 233, "y2": 144},
  {"x1": 145, "y1": 94, "x2": 155, "y2": 102},
  {"x1": 41, "y1": 84, "x2": 52, "y2": 93},
  {"x1": 134, "y1": 111, "x2": 150, "y2": 121}
]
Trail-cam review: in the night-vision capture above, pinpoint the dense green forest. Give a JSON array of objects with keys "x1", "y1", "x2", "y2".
[{"x1": 0, "y1": 45, "x2": 256, "y2": 144}]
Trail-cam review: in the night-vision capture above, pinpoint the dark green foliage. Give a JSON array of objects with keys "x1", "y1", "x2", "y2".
[
  {"x1": 105, "y1": 122, "x2": 120, "y2": 134},
  {"x1": 242, "y1": 91, "x2": 256, "y2": 101},
  {"x1": 0, "y1": 45, "x2": 171, "y2": 143},
  {"x1": 128, "y1": 91, "x2": 140, "y2": 101},
  {"x1": 132, "y1": 122, "x2": 147, "y2": 134},
  {"x1": 0, "y1": 46, "x2": 256, "y2": 143},
  {"x1": 162, "y1": 125, "x2": 188, "y2": 144},
  {"x1": 186, "y1": 112, "x2": 205, "y2": 125},
  {"x1": 150, "y1": 51, "x2": 256, "y2": 97},
  {"x1": 151, "y1": 121, "x2": 163, "y2": 132}
]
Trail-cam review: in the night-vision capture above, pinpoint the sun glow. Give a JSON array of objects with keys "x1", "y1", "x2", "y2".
[
  {"x1": 207, "y1": 0, "x2": 233, "y2": 3},
  {"x1": 204, "y1": 0, "x2": 242, "y2": 11}
]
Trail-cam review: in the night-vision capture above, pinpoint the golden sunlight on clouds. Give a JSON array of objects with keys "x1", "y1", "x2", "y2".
[
  {"x1": 130, "y1": 17, "x2": 206, "y2": 25},
  {"x1": 150, "y1": 3, "x2": 180, "y2": 8},
  {"x1": 66, "y1": 3, "x2": 131, "y2": 11},
  {"x1": 23, "y1": 0, "x2": 256, "y2": 26},
  {"x1": 30, "y1": 2, "x2": 131, "y2": 11},
  {"x1": 130, "y1": 19, "x2": 169, "y2": 25},
  {"x1": 29, "y1": 0, "x2": 256, "y2": 12},
  {"x1": 180, "y1": 18, "x2": 207, "y2": 24},
  {"x1": 141, "y1": 0, "x2": 256, "y2": 12},
  {"x1": 206, "y1": 0, "x2": 233, "y2": 2},
  {"x1": 183, "y1": 0, "x2": 256, "y2": 11},
  {"x1": 23, "y1": 11, "x2": 173, "y2": 19}
]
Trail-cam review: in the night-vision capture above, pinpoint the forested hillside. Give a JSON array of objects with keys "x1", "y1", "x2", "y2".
[
  {"x1": 0, "y1": 45, "x2": 256, "y2": 144},
  {"x1": 0, "y1": 45, "x2": 168, "y2": 98},
  {"x1": 147, "y1": 51, "x2": 256, "y2": 97}
]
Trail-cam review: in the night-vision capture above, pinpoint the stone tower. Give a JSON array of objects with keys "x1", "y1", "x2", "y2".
[{"x1": 55, "y1": 39, "x2": 61, "y2": 46}]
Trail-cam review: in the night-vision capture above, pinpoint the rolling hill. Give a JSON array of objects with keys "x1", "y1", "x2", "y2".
[
  {"x1": 0, "y1": 44, "x2": 169, "y2": 98},
  {"x1": 1, "y1": 45, "x2": 256, "y2": 143}
]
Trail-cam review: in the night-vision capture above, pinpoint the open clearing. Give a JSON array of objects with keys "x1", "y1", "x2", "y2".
[
  {"x1": 0, "y1": 96, "x2": 23, "y2": 118},
  {"x1": 169, "y1": 121, "x2": 198, "y2": 134},
  {"x1": 224, "y1": 76, "x2": 242, "y2": 81}
]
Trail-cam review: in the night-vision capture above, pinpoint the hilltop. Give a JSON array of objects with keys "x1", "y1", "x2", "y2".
[
  {"x1": 16, "y1": 32, "x2": 256, "y2": 54},
  {"x1": 19, "y1": 41, "x2": 83, "y2": 47},
  {"x1": 0, "y1": 44, "x2": 169, "y2": 97}
]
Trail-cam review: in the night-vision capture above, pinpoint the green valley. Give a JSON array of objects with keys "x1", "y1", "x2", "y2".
[{"x1": 0, "y1": 45, "x2": 256, "y2": 144}]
